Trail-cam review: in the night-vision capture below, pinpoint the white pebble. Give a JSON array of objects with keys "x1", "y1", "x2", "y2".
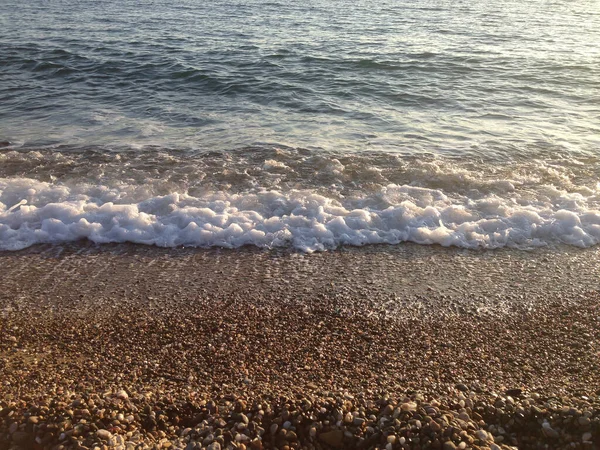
[
  {"x1": 401, "y1": 402, "x2": 417, "y2": 412},
  {"x1": 115, "y1": 390, "x2": 128, "y2": 400}
]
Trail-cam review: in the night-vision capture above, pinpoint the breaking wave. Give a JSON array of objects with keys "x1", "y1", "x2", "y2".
[{"x1": 1, "y1": 147, "x2": 600, "y2": 252}]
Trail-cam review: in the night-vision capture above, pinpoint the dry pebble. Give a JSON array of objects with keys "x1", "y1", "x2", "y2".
[{"x1": 1, "y1": 387, "x2": 599, "y2": 449}]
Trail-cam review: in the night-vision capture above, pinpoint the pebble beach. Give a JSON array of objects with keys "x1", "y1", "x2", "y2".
[
  {"x1": 2, "y1": 0, "x2": 600, "y2": 448},
  {"x1": 1, "y1": 243, "x2": 599, "y2": 450}
]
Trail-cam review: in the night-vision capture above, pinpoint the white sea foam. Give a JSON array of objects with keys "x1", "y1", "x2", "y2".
[{"x1": 2, "y1": 175, "x2": 600, "y2": 252}]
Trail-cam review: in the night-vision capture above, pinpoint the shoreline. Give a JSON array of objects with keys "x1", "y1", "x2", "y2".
[{"x1": 1, "y1": 243, "x2": 599, "y2": 449}]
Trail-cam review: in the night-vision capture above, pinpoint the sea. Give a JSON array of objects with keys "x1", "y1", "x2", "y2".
[{"x1": 1, "y1": 0, "x2": 599, "y2": 252}]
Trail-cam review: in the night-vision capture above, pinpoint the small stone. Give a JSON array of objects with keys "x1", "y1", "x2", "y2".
[
  {"x1": 382, "y1": 405, "x2": 394, "y2": 416},
  {"x1": 579, "y1": 417, "x2": 591, "y2": 426},
  {"x1": 282, "y1": 421, "x2": 292, "y2": 429},
  {"x1": 9, "y1": 422, "x2": 18, "y2": 434},
  {"x1": 505, "y1": 388, "x2": 522, "y2": 397},
  {"x1": 443, "y1": 441, "x2": 457, "y2": 450},
  {"x1": 490, "y1": 444, "x2": 501, "y2": 450},
  {"x1": 400, "y1": 402, "x2": 417, "y2": 412},
  {"x1": 28, "y1": 416, "x2": 39, "y2": 424},
  {"x1": 430, "y1": 420, "x2": 442, "y2": 432},
  {"x1": 353, "y1": 418, "x2": 365, "y2": 426},
  {"x1": 270, "y1": 424, "x2": 278, "y2": 435},
  {"x1": 216, "y1": 418, "x2": 227, "y2": 428},
  {"x1": 542, "y1": 424, "x2": 559, "y2": 439},
  {"x1": 319, "y1": 430, "x2": 344, "y2": 448},
  {"x1": 582, "y1": 432, "x2": 592, "y2": 442},
  {"x1": 287, "y1": 431, "x2": 298, "y2": 441},
  {"x1": 97, "y1": 429, "x2": 113, "y2": 440},
  {"x1": 456, "y1": 384, "x2": 468, "y2": 392},
  {"x1": 235, "y1": 399, "x2": 247, "y2": 412},
  {"x1": 207, "y1": 443, "x2": 221, "y2": 450},
  {"x1": 387, "y1": 435, "x2": 397, "y2": 444},
  {"x1": 476, "y1": 430, "x2": 489, "y2": 441},
  {"x1": 116, "y1": 390, "x2": 128, "y2": 400}
]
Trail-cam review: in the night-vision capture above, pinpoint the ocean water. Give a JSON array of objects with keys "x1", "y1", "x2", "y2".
[{"x1": 0, "y1": 0, "x2": 599, "y2": 251}]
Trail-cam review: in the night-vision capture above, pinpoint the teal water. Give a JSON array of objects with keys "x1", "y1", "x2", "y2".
[{"x1": 1, "y1": 0, "x2": 600, "y2": 251}]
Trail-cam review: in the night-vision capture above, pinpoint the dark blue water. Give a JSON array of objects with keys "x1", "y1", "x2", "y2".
[
  {"x1": 1, "y1": 0, "x2": 599, "y2": 156},
  {"x1": 1, "y1": 0, "x2": 600, "y2": 251}
]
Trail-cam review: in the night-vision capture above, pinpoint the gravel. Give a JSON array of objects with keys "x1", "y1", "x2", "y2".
[{"x1": 0, "y1": 243, "x2": 599, "y2": 449}]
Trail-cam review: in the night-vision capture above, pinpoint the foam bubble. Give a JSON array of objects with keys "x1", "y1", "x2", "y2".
[{"x1": 2, "y1": 176, "x2": 600, "y2": 252}]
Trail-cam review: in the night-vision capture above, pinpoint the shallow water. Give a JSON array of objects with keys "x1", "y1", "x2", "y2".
[{"x1": 1, "y1": 0, "x2": 599, "y2": 251}]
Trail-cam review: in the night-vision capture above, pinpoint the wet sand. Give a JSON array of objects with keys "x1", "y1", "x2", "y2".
[{"x1": 0, "y1": 243, "x2": 599, "y2": 449}]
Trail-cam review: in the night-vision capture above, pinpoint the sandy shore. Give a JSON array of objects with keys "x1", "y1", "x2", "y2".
[{"x1": 0, "y1": 243, "x2": 599, "y2": 449}]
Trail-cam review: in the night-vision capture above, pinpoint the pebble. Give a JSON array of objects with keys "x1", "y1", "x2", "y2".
[
  {"x1": 542, "y1": 421, "x2": 559, "y2": 439},
  {"x1": 116, "y1": 390, "x2": 129, "y2": 400},
  {"x1": 578, "y1": 416, "x2": 591, "y2": 426},
  {"x1": 97, "y1": 429, "x2": 113, "y2": 440},
  {"x1": 0, "y1": 370, "x2": 597, "y2": 450},
  {"x1": 476, "y1": 430, "x2": 489, "y2": 441},
  {"x1": 401, "y1": 402, "x2": 417, "y2": 412},
  {"x1": 582, "y1": 432, "x2": 592, "y2": 442},
  {"x1": 353, "y1": 417, "x2": 365, "y2": 426}
]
